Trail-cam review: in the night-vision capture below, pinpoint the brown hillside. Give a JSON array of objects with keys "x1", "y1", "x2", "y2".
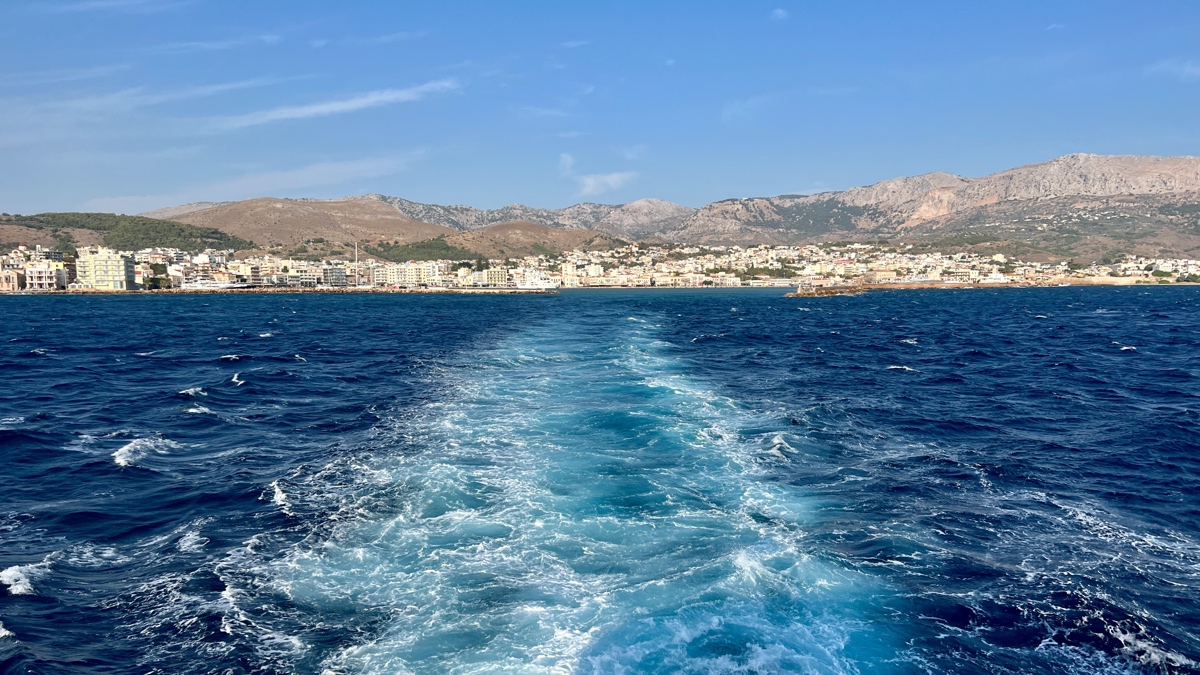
[
  {"x1": 0, "y1": 224, "x2": 106, "y2": 250},
  {"x1": 444, "y1": 221, "x2": 625, "y2": 258},
  {"x1": 170, "y1": 197, "x2": 454, "y2": 247}
]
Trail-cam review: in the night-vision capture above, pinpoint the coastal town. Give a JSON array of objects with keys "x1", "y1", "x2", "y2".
[{"x1": 2, "y1": 241, "x2": 1199, "y2": 293}]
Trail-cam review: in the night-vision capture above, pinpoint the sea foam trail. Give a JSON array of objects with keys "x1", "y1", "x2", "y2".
[{"x1": 267, "y1": 313, "x2": 899, "y2": 674}]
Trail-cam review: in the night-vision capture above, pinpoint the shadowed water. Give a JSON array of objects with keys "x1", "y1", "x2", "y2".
[{"x1": 1, "y1": 288, "x2": 1197, "y2": 674}]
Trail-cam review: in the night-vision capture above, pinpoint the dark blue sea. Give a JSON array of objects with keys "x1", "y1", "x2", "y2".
[{"x1": 1, "y1": 287, "x2": 1198, "y2": 674}]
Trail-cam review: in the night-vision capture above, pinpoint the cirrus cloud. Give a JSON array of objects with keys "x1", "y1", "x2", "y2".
[{"x1": 205, "y1": 79, "x2": 460, "y2": 131}]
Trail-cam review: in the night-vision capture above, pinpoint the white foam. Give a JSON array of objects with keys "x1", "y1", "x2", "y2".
[
  {"x1": 259, "y1": 333, "x2": 273, "y2": 338},
  {"x1": 259, "y1": 315, "x2": 887, "y2": 673},
  {"x1": 232, "y1": 373, "x2": 245, "y2": 386},
  {"x1": 1109, "y1": 625, "x2": 1197, "y2": 668},
  {"x1": 60, "y1": 543, "x2": 133, "y2": 568},
  {"x1": 1, "y1": 563, "x2": 48, "y2": 596},
  {"x1": 179, "y1": 387, "x2": 207, "y2": 397},
  {"x1": 220, "y1": 354, "x2": 240, "y2": 361},
  {"x1": 186, "y1": 405, "x2": 214, "y2": 415},
  {"x1": 0, "y1": 620, "x2": 12, "y2": 639},
  {"x1": 887, "y1": 365, "x2": 916, "y2": 371},
  {"x1": 269, "y1": 480, "x2": 293, "y2": 516},
  {"x1": 177, "y1": 531, "x2": 209, "y2": 553},
  {"x1": 112, "y1": 437, "x2": 180, "y2": 467}
]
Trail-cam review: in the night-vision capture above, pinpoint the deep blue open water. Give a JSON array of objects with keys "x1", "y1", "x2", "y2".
[{"x1": 1, "y1": 287, "x2": 1198, "y2": 674}]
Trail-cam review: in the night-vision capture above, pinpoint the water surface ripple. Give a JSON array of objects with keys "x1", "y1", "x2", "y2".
[{"x1": 0, "y1": 288, "x2": 1197, "y2": 674}]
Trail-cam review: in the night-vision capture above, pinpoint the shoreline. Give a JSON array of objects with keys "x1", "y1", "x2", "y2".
[{"x1": 1, "y1": 279, "x2": 1194, "y2": 297}]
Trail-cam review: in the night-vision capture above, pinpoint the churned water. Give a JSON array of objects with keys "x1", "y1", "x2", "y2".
[{"x1": 1, "y1": 288, "x2": 1197, "y2": 674}]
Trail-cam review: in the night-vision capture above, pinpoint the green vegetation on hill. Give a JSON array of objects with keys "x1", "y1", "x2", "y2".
[
  {"x1": 10, "y1": 212, "x2": 254, "y2": 253},
  {"x1": 364, "y1": 236, "x2": 477, "y2": 262}
]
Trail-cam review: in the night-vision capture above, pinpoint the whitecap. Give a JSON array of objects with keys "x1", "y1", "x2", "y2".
[
  {"x1": 0, "y1": 621, "x2": 12, "y2": 639},
  {"x1": 269, "y1": 480, "x2": 293, "y2": 516},
  {"x1": 0, "y1": 563, "x2": 47, "y2": 596},
  {"x1": 231, "y1": 373, "x2": 245, "y2": 386},
  {"x1": 887, "y1": 365, "x2": 916, "y2": 372},
  {"x1": 177, "y1": 531, "x2": 209, "y2": 553},
  {"x1": 29, "y1": 348, "x2": 50, "y2": 356},
  {"x1": 294, "y1": 354, "x2": 307, "y2": 362},
  {"x1": 179, "y1": 387, "x2": 207, "y2": 397},
  {"x1": 60, "y1": 543, "x2": 132, "y2": 568},
  {"x1": 220, "y1": 354, "x2": 240, "y2": 361},
  {"x1": 135, "y1": 350, "x2": 156, "y2": 356},
  {"x1": 1109, "y1": 625, "x2": 1197, "y2": 669},
  {"x1": 259, "y1": 333, "x2": 273, "y2": 338},
  {"x1": 900, "y1": 338, "x2": 918, "y2": 345},
  {"x1": 186, "y1": 405, "x2": 214, "y2": 415},
  {"x1": 112, "y1": 437, "x2": 180, "y2": 467},
  {"x1": 1120, "y1": 346, "x2": 1137, "y2": 351},
  {"x1": 1034, "y1": 315, "x2": 1048, "y2": 319}
]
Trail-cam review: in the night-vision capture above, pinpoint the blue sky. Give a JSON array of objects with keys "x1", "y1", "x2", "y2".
[{"x1": 1, "y1": 0, "x2": 1198, "y2": 214}]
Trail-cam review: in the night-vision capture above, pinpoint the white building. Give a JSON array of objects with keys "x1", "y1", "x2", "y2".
[{"x1": 76, "y1": 249, "x2": 136, "y2": 290}]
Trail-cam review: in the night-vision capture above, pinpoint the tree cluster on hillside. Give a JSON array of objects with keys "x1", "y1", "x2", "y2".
[
  {"x1": 364, "y1": 237, "x2": 477, "y2": 262},
  {"x1": 9, "y1": 213, "x2": 254, "y2": 253}
]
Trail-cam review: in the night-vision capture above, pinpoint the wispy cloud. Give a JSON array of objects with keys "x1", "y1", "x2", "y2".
[
  {"x1": 721, "y1": 94, "x2": 773, "y2": 124},
  {"x1": 40, "y1": 0, "x2": 194, "y2": 14},
  {"x1": 362, "y1": 31, "x2": 427, "y2": 45},
  {"x1": 576, "y1": 172, "x2": 637, "y2": 197},
  {"x1": 557, "y1": 153, "x2": 636, "y2": 197},
  {"x1": 1146, "y1": 59, "x2": 1200, "y2": 83},
  {"x1": 560, "y1": 40, "x2": 589, "y2": 48},
  {"x1": 770, "y1": 8, "x2": 789, "y2": 20},
  {"x1": 56, "y1": 78, "x2": 285, "y2": 113},
  {"x1": 0, "y1": 78, "x2": 286, "y2": 148},
  {"x1": 80, "y1": 154, "x2": 422, "y2": 214},
  {"x1": 515, "y1": 105, "x2": 568, "y2": 119},
  {"x1": 149, "y1": 34, "x2": 282, "y2": 54},
  {"x1": 206, "y1": 79, "x2": 460, "y2": 132},
  {"x1": 1045, "y1": 23, "x2": 1066, "y2": 31},
  {"x1": 0, "y1": 64, "x2": 129, "y2": 86},
  {"x1": 614, "y1": 144, "x2": 647, "y2": 161}
]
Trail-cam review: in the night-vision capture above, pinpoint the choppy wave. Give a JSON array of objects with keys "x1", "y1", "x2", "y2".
[
  {"x1": 1, "y1": 562, "x2": 48, "y2": 596},
  {"x1": 112, "y1": 437, "x2": 181, "y2": 467}
]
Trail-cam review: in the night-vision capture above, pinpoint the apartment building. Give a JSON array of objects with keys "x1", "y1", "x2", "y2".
[{"x1": 76, "y1": 249, "x2": 136, "y2": 290}]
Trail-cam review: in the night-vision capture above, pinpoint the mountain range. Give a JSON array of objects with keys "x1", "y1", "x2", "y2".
[{"x1": 7, "y1": 153, "x2": 1200, "y2": 261}]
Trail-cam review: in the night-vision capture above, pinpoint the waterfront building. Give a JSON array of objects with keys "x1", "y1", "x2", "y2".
[
  {"x1": 24, "y1": 261, "x2": 68, "y2": 291},
  {"x1": 485, "y1": 267, "x2": 510, "y2": 287},
  {"x1": 75, "y1": 249, "x2": 136, "y2": 290},
  {"x1": 0, "y1": 269, "x2": 25, "y2": 292},
  {"x1": 322, "y1": 266, "x2": 348, "y2": 287}
]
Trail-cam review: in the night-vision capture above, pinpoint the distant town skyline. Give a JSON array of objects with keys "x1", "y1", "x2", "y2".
[{"x1": 2, "y1": 0, "x2": 1198, "y2": 215}]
